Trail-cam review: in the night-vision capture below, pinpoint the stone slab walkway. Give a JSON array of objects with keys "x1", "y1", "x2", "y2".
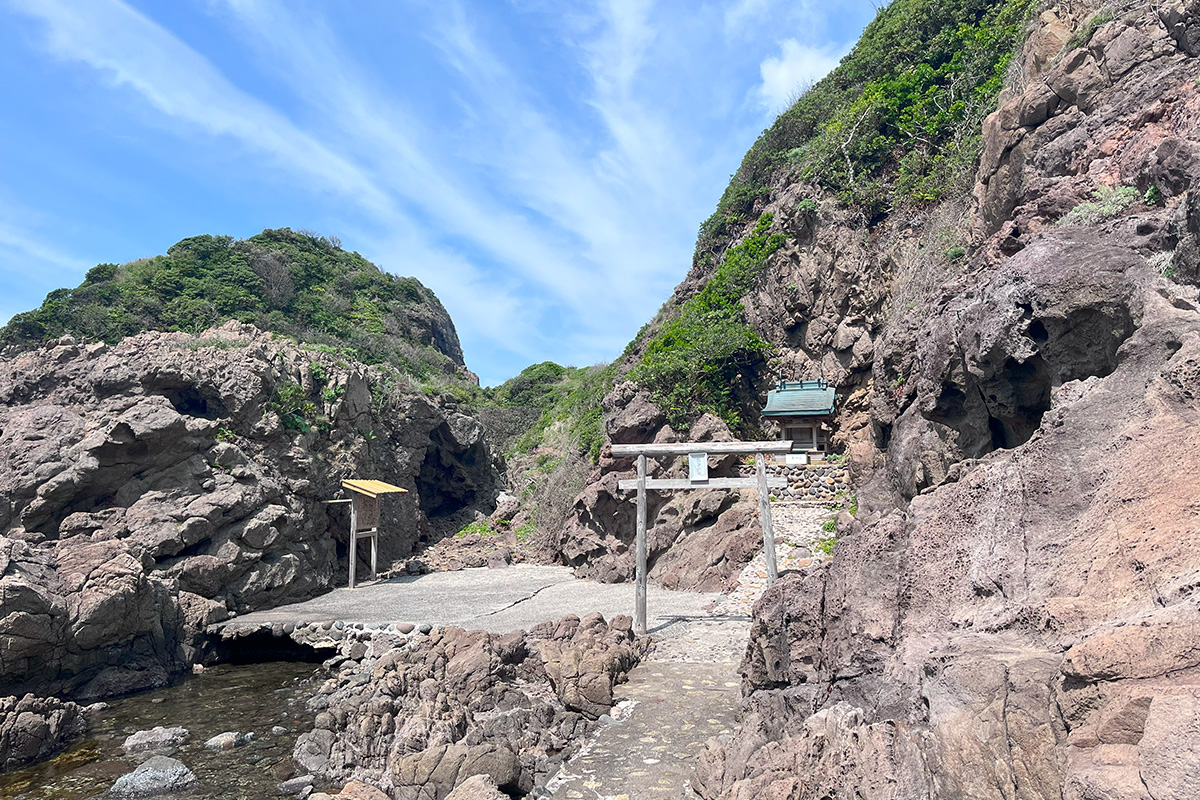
[
  {"x1": 213, "y1": 504, "x2": 836, "y2": 798},
  {"x1": 535, "y1": 502, "x2": 836, "y2": 799},
  {"x1": 536, "y1": 661, "x2": 741, "y2": 799}
]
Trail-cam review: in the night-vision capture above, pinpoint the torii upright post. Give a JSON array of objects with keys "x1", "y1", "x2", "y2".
[
  {"x1": 613, "y1": 440, "x2": 792, "y2": 635},
  {"x1": 635, "y1": 454, "x2": 648, "y2": 637},
  {"x1": 756, "y1": 452, "x2": 779, "y2": 582}
]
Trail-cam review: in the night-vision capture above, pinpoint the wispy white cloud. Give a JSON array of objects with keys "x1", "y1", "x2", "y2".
[
  {"x1": 0, "y1": 222, "x2": 87, "y2": 277},
  {"x1": 4, "y1": 0, "x2": 547, "y2": 363},
  {"x1": 0, "y1": 0, "x2": 876, "y2": 382},
  {"x1": 214, "y1": 0, "x2": 696, "y2": 363},
  {"x1": 0, "y1": 208, "x2": 91, "y2": 325},
  {"x1": 217, "y1": 0, "x2": 601, "y2": 310},
  {"x1": 758, "y1": 38, "x2": 843, "y2": 110},
  {"x1": 5, "y1": 0, "x2": 400, "y2": 219}
]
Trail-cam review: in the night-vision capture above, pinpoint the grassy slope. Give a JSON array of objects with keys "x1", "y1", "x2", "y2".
[
  {"x1": 700, "y1": 0, "x2": 1033, "y2": 248},
  {"x1": 483, "y1": 0, "x2": 1037, "y2": 477},
  {"x1": 1, "y1": 228, "x2": 466, "y2": 383}
]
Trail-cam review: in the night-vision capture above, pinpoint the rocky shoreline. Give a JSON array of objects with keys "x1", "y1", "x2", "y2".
[
  {"x1": 292, "y1": 613, "x2": 646, "y2": 799},
  {"x1": 0, "y1": 611, "x2": 646, "y2": 799}
]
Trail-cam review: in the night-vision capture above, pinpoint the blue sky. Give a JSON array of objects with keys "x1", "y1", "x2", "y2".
[{"x1": 0, "y1": 0, "x2": 876, "y2": 385}]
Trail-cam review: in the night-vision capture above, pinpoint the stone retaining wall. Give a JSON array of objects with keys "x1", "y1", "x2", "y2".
[{"x1": 735, "y1": 462, "x2": 850, "y2": 501}]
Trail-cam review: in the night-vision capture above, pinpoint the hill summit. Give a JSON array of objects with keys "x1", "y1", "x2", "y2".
[{"x1": 1, "y1": 228, "x2": 467, "y2": 382}]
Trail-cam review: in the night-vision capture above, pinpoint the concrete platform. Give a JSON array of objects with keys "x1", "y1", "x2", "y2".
[{"x1": 214, "y1": 565, "x2": 722, "y2": 635}]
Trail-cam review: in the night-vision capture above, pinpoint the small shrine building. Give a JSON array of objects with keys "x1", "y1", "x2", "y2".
[{"x1": 761, "y1": 379, "x2": 837, "y2": 455}]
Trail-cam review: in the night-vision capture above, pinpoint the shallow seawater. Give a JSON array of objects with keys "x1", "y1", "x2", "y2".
[{"x1": 0, "y1": 661, "x2": 324, "y2": 800}]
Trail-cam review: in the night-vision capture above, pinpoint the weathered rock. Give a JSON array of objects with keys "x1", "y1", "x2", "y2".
[
  {"x1": 293, "y1": 615, "x2": 646, "y2": 799},
  {"x1": 560, "y1": 412, "x2": 772, "y2": 590},
  {"x1": 121, "y1": 725, "x2": 190, "y2": 754},
  {"x1": 204, "y1": 730, "x2": 252, "y2": 750},
  {"x1": 0, "y1": 693, "x2": 88, "y2": 772},
  {"x1": 443, "y1": 774, "x2": 507, "y2": 800},
  {"x1": 108, "y1": 754, "x2": 197, "y2": 797},
  {"x1": 309, "y1": 781, "x2": 390, "y2": 800},
  {"x1": 278, "y1": 774, "x2": 316, "y2": 795},
  {"x1": 690, "y1": 5, "x2": 1200, "y2": 797},
  {"x1": 0, "y1": 324, "x2": 500, "y2": 699}
]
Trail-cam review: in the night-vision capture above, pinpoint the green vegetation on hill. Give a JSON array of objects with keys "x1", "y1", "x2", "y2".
[
  {"x1": 485, "y1": 360, "x2": 615, "y2": 463},
  {"x1": 631, "y1": 213, "x2": 785, "y2": 433},
  {"x1": 1, "y1": 228, "x2": 464, "y2": 382},
  {"x1": 473, "y1": 360, "x2": 617, "y2": 552},
  {"x1": 700, "y1": 0, "x2": 1034, "y2": 248},
  {"x1": 627, "y1": 0, "x2": 1037, "y2": 433}
]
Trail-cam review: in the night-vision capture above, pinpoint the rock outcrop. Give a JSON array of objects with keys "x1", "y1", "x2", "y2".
[
  {"x1": 294, "y1": 614, "x2": 646, "y2": 800},
  {"x1": 692, "y1": 3, "x2": 1200, "y2": 798},
  {"x1": 0, "y1": 323, "x2": 499, "y2": 703},
  {"x1": 0, "y1": 693, "x2": 89, "y2": 771}
]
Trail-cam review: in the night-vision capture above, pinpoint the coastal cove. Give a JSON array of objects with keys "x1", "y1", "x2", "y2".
[{"x1": 2, "y1": 0, "x2": 1200, "y2": 797}]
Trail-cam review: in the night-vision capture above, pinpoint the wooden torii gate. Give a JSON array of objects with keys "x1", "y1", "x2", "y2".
[{"x1": 612, "y1": 440, "x2": 792, "y2": 635}]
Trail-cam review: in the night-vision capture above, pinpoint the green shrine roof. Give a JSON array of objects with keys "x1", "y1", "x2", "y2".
[{"x1": 762, "y1": 380, "x2": 836, "y2": 417}]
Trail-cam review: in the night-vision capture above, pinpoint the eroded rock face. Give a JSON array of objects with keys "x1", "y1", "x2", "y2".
[
  {"x1": 695, "y1": 4, "x2": 1200, "y2": 798},
  {"x1": 0, "y1": 324, "x2": 499, "y2": 701},
  {"x1": 294, "y1": 613, "x2": 646, "y2": 800}
]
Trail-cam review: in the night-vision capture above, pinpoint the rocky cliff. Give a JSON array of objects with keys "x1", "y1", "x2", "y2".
[
  {"x1": 667, "y1": 2, "x2": 1200, "y2": 798},
  {"x1": 0, "y1": 323, "x2": 499, "y2": 706},
  {"x1": 533, "y1": 0, "x2": 1200, "y2": 796}
]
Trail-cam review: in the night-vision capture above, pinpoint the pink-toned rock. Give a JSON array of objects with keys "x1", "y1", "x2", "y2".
[
  {"x1": 445, "y1": 774, "x2": 507, "y2": 800},
  {"x1": 0, "y1": 324, "x2": 499, "y2": 699},
  {"x1": 293, "y1": 615, "x2": 647, "y2": 798}
]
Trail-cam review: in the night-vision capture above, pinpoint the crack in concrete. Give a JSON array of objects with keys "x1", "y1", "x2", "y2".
[{"x1": 477, "y1": 581, "x2": 557, "y2": 618}]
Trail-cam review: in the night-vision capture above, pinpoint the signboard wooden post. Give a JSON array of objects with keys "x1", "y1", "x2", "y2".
[{"x1": 612, "y1": 441, "x2": 792, "y2": 635}]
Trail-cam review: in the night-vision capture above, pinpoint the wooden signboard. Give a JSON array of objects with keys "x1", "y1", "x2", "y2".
[{"x1": 339, "y1": 479, "x2": 407, "y2": 589}]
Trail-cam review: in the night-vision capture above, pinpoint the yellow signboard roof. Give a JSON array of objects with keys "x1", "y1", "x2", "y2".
[{"x1": 342, "y1": 479, "x2": 408, "y2": 498}]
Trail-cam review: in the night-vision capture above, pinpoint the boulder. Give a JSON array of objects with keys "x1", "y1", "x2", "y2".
[
  {"x1": 293, "y1": 616, "x2": 646, "y2": 797},
  {"x1": 0, "y1": 693, "x2": 88, "y2": 772},
  {"x1": 277, "y1": 774, "x2": 316, "y2": 795},
  {"x1": 108, "y1": 755, "x2": 197, "y2": 798},
  {"x1": 204, "y1": 730, "x2": 252, "y2": 750},
  {"x1": 121, "y1": 726, "x2": 190, "y2": 754},
  {"x1": 444, "y1": 774, "x2": 508, "y2": 800}
]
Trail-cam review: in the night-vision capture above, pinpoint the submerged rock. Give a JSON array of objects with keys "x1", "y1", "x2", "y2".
[
  {"x1": 277, "y1": 774, "x2": 315, "y2": 795},
  {"x1": 121, "y1": 725, "x2": 190, "y2": 754},
  {"x1": 108, "y1": 755, "x2": 197, "y2": 797},
  {"x1": 204, "y1": 730, "x2": 253, "y2": 750}
]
